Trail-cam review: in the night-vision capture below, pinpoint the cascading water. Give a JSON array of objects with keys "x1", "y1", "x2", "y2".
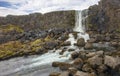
[
  {"x1": 74, "y1": 10, "x2": 84, "y2": 33},
  {"x1": 0, "y1": 10, "x2": 89, "y2": 76}
]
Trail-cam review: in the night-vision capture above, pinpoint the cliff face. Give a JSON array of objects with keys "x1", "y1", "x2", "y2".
[
  {"x1": 0, "y1": 11, "x2": 75, "y2": 44},
  {"x1": 86, "y1": 0, "x2": 120, "y2": 32},
  {"x1": 0, "y1": 11, "x2": 75, "y2": 31}
]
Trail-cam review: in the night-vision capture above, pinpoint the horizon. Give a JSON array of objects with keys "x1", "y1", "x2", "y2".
[{"x1": 0, "y1": 0, "x2": 100, "y2": 17}]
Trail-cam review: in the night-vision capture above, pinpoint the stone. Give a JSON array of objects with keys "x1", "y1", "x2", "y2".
[
  {"x1": 68, "y1": 49, "x2": 75, "y2": 52},
  {"x1": 97, "y1": 64, "x2": 108, "y2": 73},
  {"x1": 68, "y1": 67, "x2": 78, "y2": 76},
  {"x1": 44, "y1": 41, "x2": 59, "y2": 50},
  {"x1": 104, "y1": 55, "x2": 120, "y2": 69},
  {"x1": 71, "y1": 52, "x2": 79, "y2": 59},
  {"x1": 59, "y1": 71, "x2": 69, "y2": 76},
  {"x1": 110, "y1": 41, "x2": 118, "y2": 47},
  {"x1": 61, "y1": 41, "x2": 71, "y2": 46},
  {"x1": 84, "y1": 42, "x2": 93, "y2": 50},
  {"x1": 52, "y1": 62, "x2": 72, "y2": 70},
  {"x1": 87, "y1": 55, "x2": 103, "y2": 66},
  {"x1": 82, "y1": 63, "x2": 94, "y2": 73},
  {"x1": 76, "y1": 38, "x2": 85, "y2": 47},
  {"x1": 74, "y1": 71, "x2": 96, "y2": 76},
  {"x1": 72, "y1": 58, "x2": 83, "y2": 69},
  {"x1": 88, "y1": 38, "x2": 96, "y2": 43}
]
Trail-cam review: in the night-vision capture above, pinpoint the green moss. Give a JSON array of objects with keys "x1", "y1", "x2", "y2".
[
  {"x1": 0, "y1": 24, "x2": 24, "y2": 33},
  {"x1": 116, "y1": 28, "x2": 120, "y2": 33}
]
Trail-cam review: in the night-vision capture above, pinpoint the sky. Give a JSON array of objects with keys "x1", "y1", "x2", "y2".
[{"x1": 0, "y1": 0, "x2": 100, "y2": 16}]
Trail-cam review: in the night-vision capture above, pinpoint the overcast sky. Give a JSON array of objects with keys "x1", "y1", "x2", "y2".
[{"x1": 0, "y1": 0, "x2": 100, "y2": 16}]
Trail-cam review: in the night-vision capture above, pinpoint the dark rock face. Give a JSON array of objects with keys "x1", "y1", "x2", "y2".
[
  {"x1": 86, "y1": 0, "x2": 120, "y2": 32},
  {"x1": 0, "y1": 11, "x2": 75, "y2": 44},
  {"x1": 76, "y1": 38, "x2": 85, "y2": 47}
]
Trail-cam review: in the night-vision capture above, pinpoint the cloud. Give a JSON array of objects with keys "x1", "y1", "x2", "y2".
[{"x1": 0, "y1": 0, "x2": 100, "y2": 16}]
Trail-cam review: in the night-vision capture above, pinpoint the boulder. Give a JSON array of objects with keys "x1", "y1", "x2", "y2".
[
  {"x1": 59, "y1": 71, "x2": 69, "y2": 76},
  {"x1": 68, "y1": 49, "x2": 75, "y2": 52},
  {"x1": 82, "y1": 63, "x2": 94, "y2": 73},
  {"x1": 104, "y1": 55, "x2": 120, "y2": 69},
  {"x1": 76, "y1": 38, "x2": 85, "y2": 47},
  {"x1": 87, "y1": 55, "x2": 103, "y2": 66},
  {"x1": 74, "y1": 71, "x2": 96, "y2": 76},
  {"x1": 71, "y1": 52, "x2": 79, "y2": 59},
  {"x1": 88, "y1": 38, "x2": 96, "y2": 43},
  {"x1": 59, "y1": 33, "x2": 69, "y2": 41},
  {"x1": 84, "y1": 42, "x2": 93, "y2": 50},
  {"x1": 44, "y1": 41, "x2": 59, "y2": 50},
  {"x1": 110, "y1": 41, "x2": 118, "y2": 47},
  {"x1": 72, "y1": 58, "x2": 83, "y2": 69},
  {"x1": 52, "y1": 62, "x2": 72, "y2": 70},
  {"x1": 68, "y1": 67, "x2": 78, "y2": 76},
  {"x1": 61, "y1": 41, "x2": 71, "y2": 46},
  {"x1": 97, "y1": 64, "x2": 108, "y2": 73}
]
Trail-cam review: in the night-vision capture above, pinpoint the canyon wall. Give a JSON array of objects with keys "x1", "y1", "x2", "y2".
[{"x1": 86, "y1": 0, "x2": 120, "y2": 32}]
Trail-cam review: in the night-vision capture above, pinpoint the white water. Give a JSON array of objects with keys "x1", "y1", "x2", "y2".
[{"x1": 0, "y1": 11, "x2": 90, "y2": 76}]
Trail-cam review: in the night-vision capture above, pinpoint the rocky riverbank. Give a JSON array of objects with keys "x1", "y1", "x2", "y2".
[{"x1": 50, "y1": 30, "x2": 120, "y2": 76}]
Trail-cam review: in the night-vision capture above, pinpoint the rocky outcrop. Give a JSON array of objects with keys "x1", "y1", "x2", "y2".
[
  {"x1": 86, "y1": 0, "x2": 120, "y2": 32},
  {"x1": 51, "y1": 51, "x2": 120, "y2": 76}
]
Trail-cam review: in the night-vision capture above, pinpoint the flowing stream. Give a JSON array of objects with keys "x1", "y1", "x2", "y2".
[{"x1": 0, "y1": 11, "x2": 89, "y2": 76}]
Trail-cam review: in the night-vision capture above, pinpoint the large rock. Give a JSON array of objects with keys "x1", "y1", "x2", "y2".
[
  {"x1": 68, "y1": 67, "x2": 78, "y2": 76},
  {"x1": 61, "y1": 41, "x2": 71, "y2": 46},
  {"x1": 82, "y1": 63, "x2": 94, "y2": 73},
  {"x1": 74, "y1": 71, "x2": 96, "y2": 76},
  {"x1": 52, "y1": 62, "x2": 72, "y2": 70},
  {"x1": 44, "y1": 41, "x2": 59, "y2": 50},
  {"x1": 71, "y1": 52, "x2": 79, "y2": 59},
  {"x1": 84, "y1": 42, "x2": 93, "y2": 50},
  {"x1": 87, "y1": 55, "x2": 103, "y2": 66},
  {"x1": 72, "y1": 58, "x2": 83, "y2": 69},
  {"x1": 49, "y1": 72, "x2": 60, "y2": 76},
  {"x1": 59, "y1": 71, "x2": 69, "y2": 76},
  {"x1": 104, "y1": 55, "x2": 120, "y2": 69},
  {"x1": 76, "y1": 38, "x2": 85, "y2": 47}
]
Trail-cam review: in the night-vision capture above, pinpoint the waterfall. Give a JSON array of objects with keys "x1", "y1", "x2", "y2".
[
  {"x1": 0, "y1": 10, "x2": 90, "y2": 76},
  {"x1": 74, "y1": 10, "x2": 84, "y2": 33}
]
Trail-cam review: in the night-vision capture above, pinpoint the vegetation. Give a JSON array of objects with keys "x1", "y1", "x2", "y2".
[{"x1": 0, "y1": 24, "x2": 24, "y2": 33}]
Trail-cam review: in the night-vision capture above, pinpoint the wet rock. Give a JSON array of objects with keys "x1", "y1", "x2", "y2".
[
  {"x1": 76, "y1": 38, "x2": 85, "y2": 47},
  {"x1": 59, "y1": 33, "x2": 69, "y2": 41},
  {"x1": 78, "y1": 51, "x2": 88, "y2": 60},
  {"x1": 88, "y1": 38, "x2": 96, "y2": 43},
  {"x1": 60, "y1": 71, "x2": 69, "y2": 76},
  {"x1": 82, "y1": 63, "x2": 94, "y2": 73},
  {"x1": 52, "y1": 62, "x2": 72, "y2": 70},
  {"x1": 105, "y1": 36, "x2": 111, "y2": 42},
  {"x1": 74, "y1": 71, "x2": 96, "y2": 76},
  {"x1": 44, "y1": 41, "x2": 59, "y2": 50},
  {"x1": 68, "y1": 49, "x2": 75, "y2": 52},
  {"x1": 59, "y1": 49, "x2": 66, "y2": 55},
  {"x1": 72, "y1": 32, "x2": 78, "y2": 39},
  {"x1": 61, "y1": 41, "x2": 71, "y2": 46},
  {"x1": 87, "y1": 55, "x2": 103, "y2": 66},
  {"x1": 94, "y1": 34, "x2": 105, "y2": 42},
  {"x1": 49, "y1": 72, "x2": 61, "y2": 76},
  {"x1": 68, "y1": 67, "x2": 78, "y2": 76},
  {"x1": 110, "y1": 41, "x2": 118, "y2": 47},
  {"x1": 72, "y1": 58, "x2": 83, "y2": 70},
  {"x1": 71, "y1": 52, "x2": 79, "y2": 59},
  {"x1": 84, "y1": 42, "x2": 93, "y2": 50},
  {"x1": 86, "y1": 52, "x2": 96, "y2": 58},
  {"x1": 104, "y1": 55, "x2": 120, "y2": 69},
  {"x1": 97, "y1": 64, "x2": 108, "y2": 73}
]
